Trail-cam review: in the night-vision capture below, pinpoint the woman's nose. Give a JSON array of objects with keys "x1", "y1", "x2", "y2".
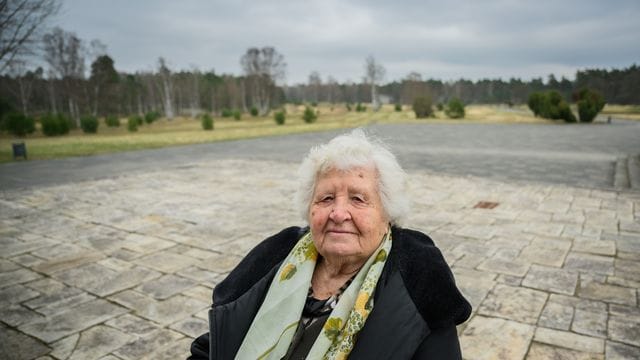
[{"x1": 329, "y1": 202, "x2": 351, "y2": 223}]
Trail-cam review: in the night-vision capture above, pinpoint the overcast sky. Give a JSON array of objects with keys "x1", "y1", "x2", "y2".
[{"x1": 53, "y1": 0, "x2": 640, "y2": 85}]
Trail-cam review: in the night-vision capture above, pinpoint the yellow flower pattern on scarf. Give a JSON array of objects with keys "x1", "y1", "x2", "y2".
[{"x1": 279, "y1": 263, "x2": 297, "y2": 282}]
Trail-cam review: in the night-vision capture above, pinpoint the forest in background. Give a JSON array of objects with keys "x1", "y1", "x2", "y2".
[{"x1": 3, "y1": 55, "x2": 638, "y2": 122}]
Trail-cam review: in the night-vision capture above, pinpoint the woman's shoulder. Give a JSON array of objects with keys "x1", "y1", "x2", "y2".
[
  {"x1": 213, "y1": 226, "x2": 306, "y2": 306},
  {"x1": 390, "y1": 227, "x2": 472, "y2": 329}
]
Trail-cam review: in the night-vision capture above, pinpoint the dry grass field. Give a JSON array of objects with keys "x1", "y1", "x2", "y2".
[
  {"x1": 2, "y1": 103, "x2": 635, "y2": 163},
  {"x1": 601, "y1": 104, "x2": 640, "y2": 120}
]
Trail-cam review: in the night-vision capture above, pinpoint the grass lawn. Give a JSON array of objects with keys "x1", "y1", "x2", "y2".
[
  {"x1": 601, "y1": 104, "x2": 640, "y2": 120},
  {"x1": 0, "y1": 103, "x2": 571, "y2": 163}
]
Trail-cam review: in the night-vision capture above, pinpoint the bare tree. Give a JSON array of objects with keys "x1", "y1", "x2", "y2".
[
  {"x1": 326, "y1": 76, "x2": 339, "y2": 104},
  {"x1": 189, "y1": 66, "x2": 200, "y2": 118},
  {"x1": 0, "y1": 0, "x2": 59, "y2": 72},
  {"x1": 6, "y1": 59, "x2": 41, "y2": 114},
  {"x1": 240, "y1": 46, "x2": 286, "y2": 115},
  {"x1": 157, "y1": 57, "x2": 174, "y2": 119},
  {"x1": 364, "y1": 55, "x2": 385, "y2": 111},
  {"x1": 307, "y1": 71, "x2": 322, "y2": 104},
  {"x1": 42, "y1": 27, "x2": 85, "y2": 124},
  {"x1": 401, "y1": 71, "x2": 428, "y2": 104}
]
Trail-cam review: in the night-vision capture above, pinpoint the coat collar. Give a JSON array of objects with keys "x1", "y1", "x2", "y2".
[{"x1": 213, "y1": 226, "x2": 471, "y2": 330}]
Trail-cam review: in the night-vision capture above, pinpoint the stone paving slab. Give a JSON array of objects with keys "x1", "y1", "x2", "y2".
[{"x1": 1, "y1": 158, "x2": 639, "y2": 359}]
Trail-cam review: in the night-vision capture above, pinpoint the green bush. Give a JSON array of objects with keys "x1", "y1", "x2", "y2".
[
  {"x1": 40, "y1": 113, "x2": 70, "y2": 136},
  {"x1": 127, "y1": 115, "x2": 140, "y2": 132},
  {"x1": 0, "y1": 97, "x2": 15, "y2": 131},
  {"x1": 412, "y1": 96, "x2": 434, "y2": 118},
  {"x1": 233, "y1": 109, "x2": 241, "y2": 121},
  {"x1": 436, "y1": 103, "x2": 444, "y2": 111},
  {"x1": 250, "y1": 106, "x2": 259, "y2": 117},
  {"x1": 394, "y1": 103, "x2": 402, "y2": 112},
  {"x1": 576, "y1": 88, "x2": 605, "y2": 123},
  {"x1": 445, "y1": 98, "x2": 465, "y2": 119},
  {"x1": 80, "y1": 115, "x2": 99, "y2": 133},
  {"x1": 527, "y1": 92, "x2": 544, "y2": 117},
  {"x1": 527, "y1": 90, "x2": 576, "y2": 123},
  {"x1": 201, "y1": 113, "x2": 214, "y2": 130},
  {"x1": 221, "y1": 109, "x2": 232, "y2": 118},
  {"x1": 355, "y1": 103, "x2": 367, "y2": 112},
  {"x1": 144, "y1": 111, "x2": 160, "y2": 124},
  {"x1": 302, "y1": 106, "x2": 317, "y2": 123},
  {"x1": 274, "y1": 110, "x2": 286, "y2": 125},
  {"x1": 4, "y1": 113, "x2": 35, "y2": 137},
  {"x1": 105, "y1": 115, "x2": 120, "y2": 127}
]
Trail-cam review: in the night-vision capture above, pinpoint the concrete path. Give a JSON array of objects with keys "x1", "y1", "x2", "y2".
[
  {"x1": 2, "y1": 122, "x2": 640, "y2": 191},
  {"x1": 1, "y1": 123, "x2": 639, "y2": 359}
]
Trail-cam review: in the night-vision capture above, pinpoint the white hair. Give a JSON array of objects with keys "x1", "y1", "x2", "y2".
[{"x1": 294, "y1": 128, "x2": 410, "y2": 226}]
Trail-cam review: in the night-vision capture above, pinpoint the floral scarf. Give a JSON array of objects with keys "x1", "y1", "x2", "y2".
[{"x1": 235, "y1": 230, "x2": 392, "y2": 360}]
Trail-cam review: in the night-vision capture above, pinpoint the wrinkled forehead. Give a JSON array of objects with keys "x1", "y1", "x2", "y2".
[
  {"x1": 313, "y1": 166, "x2": 381, "y2": 194},
  {"x1": 316, "y1": 163, "x2": 379, "y2": 179}
]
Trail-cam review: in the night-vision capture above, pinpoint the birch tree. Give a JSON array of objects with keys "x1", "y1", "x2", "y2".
[
  {"x1": 240, "y1": 47, "x2": 286, "y2": 115},
  {"x1": 307, "y1": 71, "x2": 321, "y2": 103},
  {"x1": 364, "y1": 55, "x2": 385, "y2": 111},
  {"x1": 157, "y1": 57, "x2": 174, "y2": 119},
  {"x1": 42, "y1": 27, "x2": 85, "y2": 125},
  {"x1": 7, "y1": 59, "x2": 41, "y2": 114}
]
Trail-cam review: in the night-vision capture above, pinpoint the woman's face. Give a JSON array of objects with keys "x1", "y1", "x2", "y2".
[{"x1": 309, "y1": 166, "x2": 389, "y2": 264}]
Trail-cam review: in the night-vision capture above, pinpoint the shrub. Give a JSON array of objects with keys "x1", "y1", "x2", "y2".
[
  {"x1": 221, "y1": 109, "x2": 232, "y2": 118},
  {"x1": 527, "y1": 90, "x2": 576, "y2": 123},
  {"x1": 105, "y1": 115, "x2": 120, "y2": 127},
  {"x1": 527, "y1": 92, "x2": 544, "y2": 117},
  {"x1": 274, "y1": 110, "x2": 286, "y2": 125},
  {"x1": 0, "y1": 97, "x2": 15, "y2": 131},
  {"x1": 80, "y1": 115, "x2": 99, "y2": 133},
  {"x1": 127, "y1": 115, "x2": 140, "y2": 132},
  {"x1": 201, "y1": 113, "x2": 214, "y2": 130},
  {"x1": 576, "y1": 88, "x2": 605, "y2": 123},
  {"x1": 394, "y1": 103, "x2": 402, "y2": 112},
  {"x1": 250, "y1": 106, "x2": 259, "y2": 117},
  {"x1": 436, "y1": 103, "x2": 444, "y2": 111},
  {"x1": 40, "y1": 113, "x2": 70, "y2": 136},
  {"x1": 412, "y1": 96, "x2": 434, "y2": 118},
  {"x1": 144, "y1": 111, "x2": 160, "y2": 124},
  {"x1": 445, "y1": 98, "x2": 465, "y2": 119},
  {"x1": 346, "y1": 103, "x2": 352, "y2": 112},
  {"x1": 233, "y1": 109, "x2": 241, "y2": 121},
  {"x1": 302, "y1": 106, "x2": 317, "y2": 123},
  {"x1": 355, "y1": 103, "x2": 367, "y2": 112},
  {"x1": 4, "y1": 113, "x2": 35, "y2": 137}
]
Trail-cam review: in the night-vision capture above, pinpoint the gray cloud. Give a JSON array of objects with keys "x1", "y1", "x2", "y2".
[{"x1": 54, "y1": 0, "x2": 640, "y2": 84}]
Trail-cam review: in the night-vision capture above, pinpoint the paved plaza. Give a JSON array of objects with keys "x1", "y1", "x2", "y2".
[{"x1": 1, "y1": 122, "x2": 640, "y2": 359}]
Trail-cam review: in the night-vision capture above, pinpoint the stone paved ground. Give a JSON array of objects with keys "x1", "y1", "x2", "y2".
[{"x1": 1, "y1": 158, "x2": 639, "y2": 359}]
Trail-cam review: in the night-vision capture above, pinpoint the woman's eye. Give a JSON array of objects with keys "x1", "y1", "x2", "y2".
[{"x1": 352, "y1": 196, "x2": 365, "y2": 203}]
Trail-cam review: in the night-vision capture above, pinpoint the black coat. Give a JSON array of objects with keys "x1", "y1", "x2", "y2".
[{"x1": 189, "y1": 226, "x2": 471, "y2": 359}]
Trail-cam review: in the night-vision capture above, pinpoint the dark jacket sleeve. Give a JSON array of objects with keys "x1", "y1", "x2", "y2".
[
  {"x1": 188, "y1": 332, "x2": 210, "y2": 360},
  {"x1": 411, "y1": 326, "x2": 462, "y2": 360}
]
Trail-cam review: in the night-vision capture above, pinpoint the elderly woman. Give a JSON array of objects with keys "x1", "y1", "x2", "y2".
[{"x1": 189, "y1": 130, "x2": 471, "y2": 359}]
